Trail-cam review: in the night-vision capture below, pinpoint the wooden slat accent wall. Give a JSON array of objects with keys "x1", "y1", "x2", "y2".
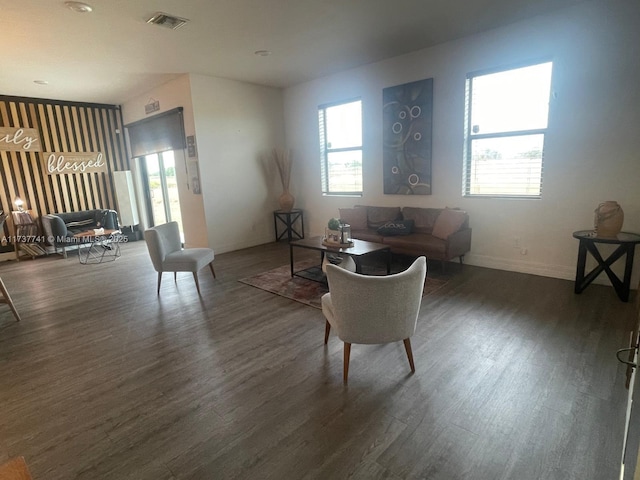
[{"x1": 0, "y1": 95, "x2": 129, "y2": 222}]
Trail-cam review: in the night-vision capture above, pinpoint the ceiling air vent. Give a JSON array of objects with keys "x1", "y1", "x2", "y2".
[{"x1": 146, "y1": 12, "x2": 189, "y2": 30}]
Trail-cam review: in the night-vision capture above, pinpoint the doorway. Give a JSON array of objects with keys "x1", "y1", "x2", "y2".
[{"x1": 140, "y1": 150, "x2": 184, "y2": 240}]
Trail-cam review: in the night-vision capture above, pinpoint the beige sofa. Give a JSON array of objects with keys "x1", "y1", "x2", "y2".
[{"x1": 339, "y1": 205, "x2": 472, "y2": 270}]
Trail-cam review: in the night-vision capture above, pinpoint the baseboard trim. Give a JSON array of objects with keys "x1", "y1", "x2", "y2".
[
  {"x1": 214, "y1": 235, "x2": 276, "y2": 255},
  {"x1": 464, "y1": 253, "x2": 576, "y2": 281}
]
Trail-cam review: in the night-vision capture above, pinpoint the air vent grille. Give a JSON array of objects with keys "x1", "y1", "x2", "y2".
[{"x1": 146, "y1": 12, "x2": 189, "y2": 30}]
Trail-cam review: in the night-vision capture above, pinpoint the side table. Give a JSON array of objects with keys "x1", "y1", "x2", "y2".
[
  {"x1": 573, "y1": 230, "x2": 640, "y2": 302},
  {"x1": 274, "y1": 209, "x2": 304, "y2": 242}
]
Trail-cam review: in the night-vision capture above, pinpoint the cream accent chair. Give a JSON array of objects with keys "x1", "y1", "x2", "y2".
[
  {"x1": 321, "y1": 256, "x2": 427, "y2": 383},
  {"x1": 144, "y1": 222, "x2": 216, "y2": 295}
]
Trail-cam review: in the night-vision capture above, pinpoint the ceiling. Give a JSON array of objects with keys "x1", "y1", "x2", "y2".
[{"x1": 0, "y1": 0, "x2": 585, "y2": 105}]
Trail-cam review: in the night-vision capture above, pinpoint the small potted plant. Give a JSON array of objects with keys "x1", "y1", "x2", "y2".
[{"x1": 325, "y1": 218, "x2": 342, "y2": 245}]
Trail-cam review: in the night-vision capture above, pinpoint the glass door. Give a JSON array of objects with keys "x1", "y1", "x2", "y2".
[{"x1": 141, "y1": 151, "x2": 184, "y2": 239}]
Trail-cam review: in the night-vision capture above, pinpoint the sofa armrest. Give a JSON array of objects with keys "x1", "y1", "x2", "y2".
[
  {"x1": 100, "y1": 210, "x2": 118, "y2": 230},
  {"x1": 41, "y1": 214, "x2": 68, "y2": 242},
  {"x1": 446, "y1": 228, "x2": 472, "y2": 260}
]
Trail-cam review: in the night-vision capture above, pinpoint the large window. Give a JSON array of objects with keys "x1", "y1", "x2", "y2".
[
  {"x1": 463, "y1": 61, "x2": 553, "y2": 198},
  {"x1": 319, "y1": 99, "x2": 363, "y2": 195}
]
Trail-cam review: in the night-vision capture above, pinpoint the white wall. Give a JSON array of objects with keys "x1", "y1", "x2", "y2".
[
  {"x1": 283, "y1": 0, "x2": 640, "y2": 284},
  {"x1": 189, "y1": 74, "x2": 285, "y2": 253},
  {"x1": 121, "y1": 74, "x2": 209, "y2": 248}
]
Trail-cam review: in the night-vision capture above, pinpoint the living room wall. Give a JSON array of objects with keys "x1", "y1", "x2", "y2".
[
  {"x1": 283, "y1": 0, "x2": 640, "y2": 283},
  {"x1": 189, "y1": 74, "x2": 284, "y2": 254},
  {"x1": 121, "y1": 75, "x2": 209, "y2": 249},
  {"x1": 122, "y1": 74, "x2": 285, "y2": 253}
]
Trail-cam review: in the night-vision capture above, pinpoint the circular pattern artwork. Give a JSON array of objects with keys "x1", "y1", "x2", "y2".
[{"x1": 382, "y1": 78, "x2": 433, "y2": 195}]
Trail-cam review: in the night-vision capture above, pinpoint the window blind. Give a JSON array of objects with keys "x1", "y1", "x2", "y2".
[{"x1": 125, "y1": 107, "x2": 186, "y2": 159}]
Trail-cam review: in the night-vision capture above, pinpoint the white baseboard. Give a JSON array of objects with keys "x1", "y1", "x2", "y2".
[
  {"x1": 214, "y1": 234, "x2": 276, "y2": 255},
  {"x1": 464, "y1": 253, "x2": 576, "y2": 281}
]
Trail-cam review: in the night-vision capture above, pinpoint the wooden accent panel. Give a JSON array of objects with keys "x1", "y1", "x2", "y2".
[{"x1": 0, "y1": 95, "x2": 129, "y2": 224}]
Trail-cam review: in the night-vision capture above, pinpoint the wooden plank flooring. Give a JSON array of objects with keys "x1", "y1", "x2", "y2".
[{"x1": 0, "y1": 241, "x2": 636, "y2": 479}]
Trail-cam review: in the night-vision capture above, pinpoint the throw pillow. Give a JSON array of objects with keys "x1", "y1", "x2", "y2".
[
  {"x1": 432, "y1": 208, "x2": 467, "y2": 240},
  {"x1": 339, "y1": 207, "x2": 368, "y2": 230},
  {"x1": 376, "y1": 219, "x2": 414, "y2": 236}
]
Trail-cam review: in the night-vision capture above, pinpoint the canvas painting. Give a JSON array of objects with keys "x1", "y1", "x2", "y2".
[{"x1": 383, "y1": 78, "x2": 433, "y2": 194}]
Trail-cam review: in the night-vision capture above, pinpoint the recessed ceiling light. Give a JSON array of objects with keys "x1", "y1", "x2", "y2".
[
  {"x1": 65, "y1": 1, "x2": 93, "y2": 13},
  {"x1": 33, "y1": 80, "x2": 49, "y2": 85},
  {"x1": 254, "y1": 50, "x2": 272, "y2": 57}
]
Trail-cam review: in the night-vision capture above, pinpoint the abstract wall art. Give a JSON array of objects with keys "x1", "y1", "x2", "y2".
[{"x1": 382, "y1": 78, "x2": 433, "y2": 195}]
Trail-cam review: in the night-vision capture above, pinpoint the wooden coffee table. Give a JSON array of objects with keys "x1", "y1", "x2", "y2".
[{"x1": 289, "y1": 236, "x2": 391, "y2": 280}]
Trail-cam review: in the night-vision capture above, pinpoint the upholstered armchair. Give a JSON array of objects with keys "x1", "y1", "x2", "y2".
[
  {"x1": 321, "y1": 256, "x2": 427, "y2": 383},
  {"x1": 143, "y1": 222, "x2": 216, "y2": 295}
]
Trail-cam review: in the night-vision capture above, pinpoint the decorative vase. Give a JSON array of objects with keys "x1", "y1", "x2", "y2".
[
  {"x1": 278, "y1": 189, "x2": 295, "y2": 212},
  {"x1": 594, "y1": 201, "x2": 624, "y2": 237}
]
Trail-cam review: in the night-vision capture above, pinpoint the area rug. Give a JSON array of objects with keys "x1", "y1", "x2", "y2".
[{"x1": 239, "y1": 260, "x2": 449, "y2": 310}]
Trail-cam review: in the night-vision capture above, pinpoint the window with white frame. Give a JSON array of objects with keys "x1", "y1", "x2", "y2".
[
  {"x1": 319, "y1": 99, "x2": 363, "y2": 195},
  {"x1": 463, "y1": 61, "x2": 553, "y2": 198}
]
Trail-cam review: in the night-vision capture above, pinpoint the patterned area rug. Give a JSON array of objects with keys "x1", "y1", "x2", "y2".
[{"x1": 239, "y1": 260, "x2": 449, "y2": 309}]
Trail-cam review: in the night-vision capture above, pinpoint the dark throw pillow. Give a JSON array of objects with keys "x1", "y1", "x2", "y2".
[{"x1": 376, "y1": 219, "x2": 414, "y2": 236}]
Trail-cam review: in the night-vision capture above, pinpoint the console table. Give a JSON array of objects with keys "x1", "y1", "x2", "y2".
[
  {"x1": 274, "y1": 209, "x2": 304, "y2": 242},
  {"x1": 573, "y1": 230, "x2": 640, "y2": 302}
]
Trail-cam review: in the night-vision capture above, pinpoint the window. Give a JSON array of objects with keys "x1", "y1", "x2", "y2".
[
  {"x1": 463, "y1": 61, "x2": 553, "y2": 198},
  {"x1": 319, "y1": 99, "x2": 363, "y2": 195}
]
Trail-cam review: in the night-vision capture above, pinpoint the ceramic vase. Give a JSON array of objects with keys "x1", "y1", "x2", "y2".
[
  {"x1": 278, "y1": 189, "x2": 295, "y2": 212},
  {"x1": 594, "y1": 201, "x2": 624, "y2": 237}
]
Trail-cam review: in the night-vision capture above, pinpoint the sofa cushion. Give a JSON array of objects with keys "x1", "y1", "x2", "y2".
[
  {"x1": 383, "y1": 233, "x2": 447, "y2": 255},
  {"x1": 360, "y1": 206, "x2": 401, "y2": 228},
  {"x1": 432, "y1": 208, "x2": 467, "y2": 240},
  {"x1": 401, "y1": 207, "x2": 442, "y2": 234},
  {"x1": 339, "y1": 207, "x2": 368, "y2": 230},
  {"x1": 376, "y1": 219, "x2": 414, "y2": 236},
  {"x1": 350, "y1": 229, "x2": 385, "y2": 244}
]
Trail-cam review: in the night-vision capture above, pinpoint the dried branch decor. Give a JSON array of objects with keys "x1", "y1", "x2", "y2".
[
  {"x1": 272, "y1": 148, "x2": 291, "y2": 191},
  {"x1": 271, "y1": 148, "x2": 295, "y2": 211}
]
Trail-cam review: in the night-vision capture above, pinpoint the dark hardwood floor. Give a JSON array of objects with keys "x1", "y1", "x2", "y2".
[{"x1": 0, "y1": 240, "x2": 636, "y2": 479}]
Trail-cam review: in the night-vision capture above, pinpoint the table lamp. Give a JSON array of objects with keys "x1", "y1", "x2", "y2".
[{"x1": 14, "y1": 197, "x2": 24, "y2": 212}]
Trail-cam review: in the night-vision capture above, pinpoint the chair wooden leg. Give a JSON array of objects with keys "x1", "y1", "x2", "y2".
[
  {"x1": 174, "y1": 272, "x2": 177, "y2": 282},
  {"x1": 324, "y1": 320, "x2": 331, "y2": 344},
  {"x1": 0, "y1": 278, "x2": 22, "y2": 322},
  {"x1": 403, "y1": 338, "x2": 416, "y2": 373},
  {"x1": 343, "y1": 342, "x2": 351, "y2": 384},
  {"x1": 0, "y1": 456, "x2": 33, "y2": 479},
  {"x1": 193, "y1": 272, "x2": 201, "y2": 294},
  {"x1": 209, "y1": 262, "x2": 216, "y2": 279},
  {"x1": 157, "y1": 272, "x2": 162, "y2": 295}
]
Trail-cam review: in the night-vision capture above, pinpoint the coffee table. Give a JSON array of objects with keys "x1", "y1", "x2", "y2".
[
  {"x1": 73, "y1": 229, "x2": 123, "y2": 264},
  {"x1": 290, "y1": 236, "x2": 391, "y2": 281}
]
